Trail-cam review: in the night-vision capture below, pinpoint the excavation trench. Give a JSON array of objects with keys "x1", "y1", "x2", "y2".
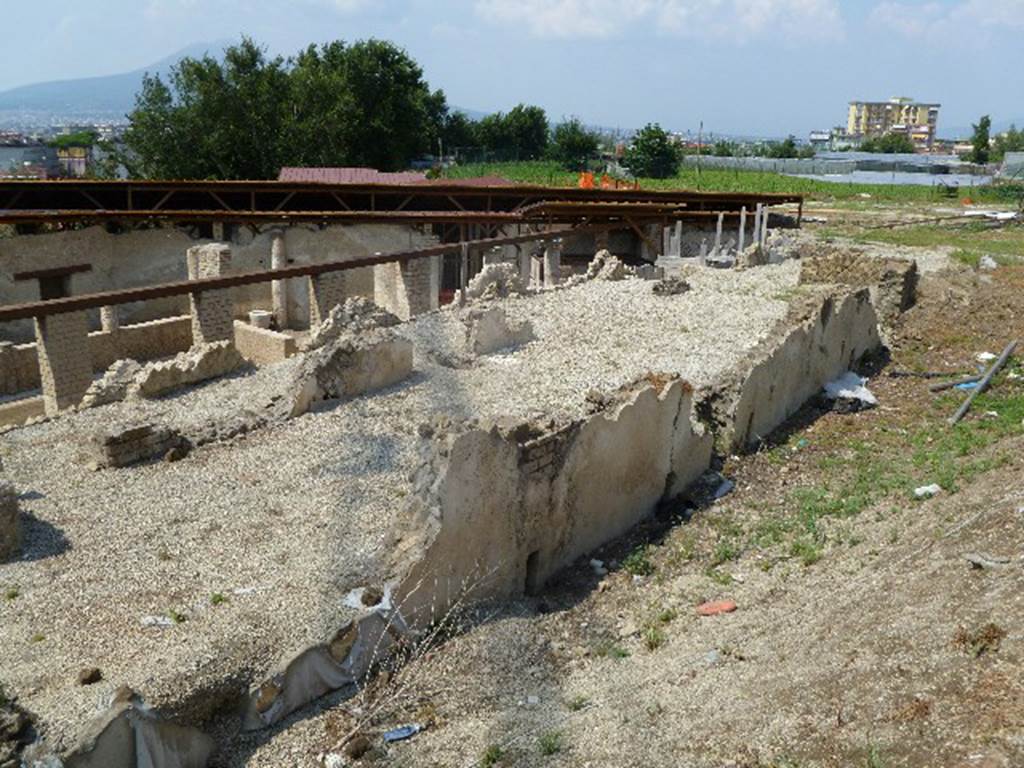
[{"x1": 19, "y1": 281, "x2": 884, "y2": 768}]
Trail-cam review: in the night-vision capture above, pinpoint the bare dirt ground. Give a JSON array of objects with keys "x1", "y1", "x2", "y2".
[{"x1": 232, "y1": 221, "x2": 1024, "y2": 768}]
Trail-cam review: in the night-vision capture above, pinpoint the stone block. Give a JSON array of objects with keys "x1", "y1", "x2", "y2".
[{"x1": 288, "y1": 328, "x2": 413, "y2": 416}]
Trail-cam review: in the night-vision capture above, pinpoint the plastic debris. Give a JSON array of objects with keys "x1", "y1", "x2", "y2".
[
  {"x1": 977, "y1": 352, "x2": 998, "y2": 363},
  {"x1": 590, "y1": 558, "x2": 608, "y2": 576},
  {"x1": 955, "y1": 381, "x2": 980, "y2": 391},
  {"x1": 140, "y1": 615, "x2": 173, "y2": 628},
  {"x1": 696, "y1": 599, "x2": 737, "y2": 617},
  {"x1": 914, "y1": 484, "x2": 942, "y2": 499},
  {"x1": 383, "y1": 724, "x2": 423, "y2": 744},
  {"x1": 713, "y1": 478, "x2": 736, "y2": 500},
  {"x1": 979, "y1": 255, "x2": 999, "y2": 271},
  {"x1": 823, "y1": 371, "x2": 878, "y2": 411}
]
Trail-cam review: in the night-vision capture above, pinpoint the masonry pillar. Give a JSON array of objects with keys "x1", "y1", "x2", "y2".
[
  {"x1": 270, "y1": 231, "x2": 290, "y2": 330},
  {"x1": 373, "y1": 256, "x2": 439, "y2": 321},
  {"x1": 519, "y1": 246, "x2": 532, "y2": 284},
  {"x1": 0, "y1": 342, "x2": 15, "y2": 396},
  {"x1": 738, "y1": 207, "x2": 747, "y2": 253},
  {"x1": 530, "y1": 253, "x2": 543, "y2": 288},
  {"x1": 308, "y1": 271, "x2": 347, "y2": 327},
  {"x1": 34, "y1": 311, "x2": 92, "y2": 415},
  {"x1": 100, "y1": 305, "x2": 119, "y2": 334},
  {"x1": 0, "y1": 481, "x2": 20, "y2": 562},
  {"x1": 188, "y1": 243, "x2": 235, "y2": 346},
  {"x1": 543, "y1": 240, "x2": 562, "y2": 287}
]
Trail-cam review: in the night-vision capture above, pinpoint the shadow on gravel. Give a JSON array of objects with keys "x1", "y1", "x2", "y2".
[{"x1": 17, "y1": 510, "x2": 70, "y2": 562}]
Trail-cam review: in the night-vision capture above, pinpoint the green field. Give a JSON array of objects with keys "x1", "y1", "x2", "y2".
[{"x1": 443, "y1": 160, "x2": 1024, "y2": 205}]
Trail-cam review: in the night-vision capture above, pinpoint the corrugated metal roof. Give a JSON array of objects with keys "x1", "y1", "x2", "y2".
[{"x1": 278, "y1": 167, "x2": 429, "y2": 185}]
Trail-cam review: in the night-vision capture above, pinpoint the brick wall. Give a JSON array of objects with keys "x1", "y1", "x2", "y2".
[
  {"x1": 373, "y1": 256, "x2": 439, "y2": 320},
  {"x1": 189, "y1": 243, "x2": 235, "y2": 345},
  {"x1": 308, "y1": 272, "x2": 348, "y2": 327},
  {"x1": 0, "y1": 481, "x2": 20, "y2": 561},
  {"x1": 34, "y1": 311, "x2": 92, "y2": 415}
]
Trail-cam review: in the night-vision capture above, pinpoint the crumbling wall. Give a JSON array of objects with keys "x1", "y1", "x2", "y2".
[
  {"x1": 706, "y1": 288, "x2": 881, "y2": 452},
  {"x1": 390, "y1": 377, "x2": 712, "y2": 628},
  {"x1": 0, "y1": 480, "x2": 21, "y2": 561},
  {"x1": 287, "y1": 328, "x2": 413, "y2": 417}
]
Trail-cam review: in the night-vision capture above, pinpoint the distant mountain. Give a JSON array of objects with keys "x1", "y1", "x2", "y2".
[{"x1": 0, "y1": 41, "x2": 229, "y2": 119}]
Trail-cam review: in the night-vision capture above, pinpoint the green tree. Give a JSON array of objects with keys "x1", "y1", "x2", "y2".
[
  {"x1": 711, "y1": 139, "x2": 738, "y2": 157},
  {"x1": 993, "y1": 125, "x2": 1024, "y2": 163},
  {"x1": 550, "y1": 118, "x2": 600, "y2": 171},
  {"x1": 624, "y1": 123, "x2": 679, "y2": 178},
  {"x1": 123, "y1": 37, "x2": 447, "y2": 178},
  {"x1": 474, "y1": 104, "x2": 549, "y2": 159},
  {"x1": 860, "y1": 132, "x2": 916, "y2": 154},
  {"x1": 440, "y1": 111, "x2": 479, "y2": 155},
  {"x1": 970, "y1": 115, "x2": 991, "y2": 164}
]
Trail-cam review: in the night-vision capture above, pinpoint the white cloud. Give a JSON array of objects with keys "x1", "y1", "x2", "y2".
[
  {"x1": 473, "y1": 0, "x2": 844, "y2": 41},
  {"x1": 870, "y1": 0, "x2": 1024, "y2": 39}
]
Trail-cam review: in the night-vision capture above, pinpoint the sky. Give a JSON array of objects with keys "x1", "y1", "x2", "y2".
[{"x1": 1, "y1": 0, "x2": 1022, "y2": 137}]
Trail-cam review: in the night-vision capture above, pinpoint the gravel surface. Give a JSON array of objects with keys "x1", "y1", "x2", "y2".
[{"x1": 0, "y1": 264, "x2": 798, "y2": 754}]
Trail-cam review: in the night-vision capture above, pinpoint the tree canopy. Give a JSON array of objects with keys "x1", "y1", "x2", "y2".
[
  {"x1": 550, "y1": 118, "x2": 600, "y2": 171},
  {"x1": 993, "y1": 125, "x2": 1024, "y2": 163},
  {"x1": 860, "y1": 132, "x2": 916, "y2": 154},
  {"x1": 624, "y1": 123, "x2": 679, "y2": 179},
  {"x1": 123, "y1": 38, "x2": 447, "y2": 178},
  {"x1": 969, "y1": 115, "x2": 992, "y2": 164}
]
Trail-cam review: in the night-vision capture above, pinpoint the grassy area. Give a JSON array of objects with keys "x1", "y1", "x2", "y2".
[
  {"x1": 444, "y1": 160, "x2": 1024, "y2": 204},
  {"x1": 843, "y1": 220, "x2": 1024, "y2": 267},
  {"x1": 704, "y1": 370, "x2": 1024, "y2": 572}
]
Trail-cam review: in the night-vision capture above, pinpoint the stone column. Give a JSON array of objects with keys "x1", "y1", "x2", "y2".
[
  {"x1": 0, "y1": 481, "x2": 21, "y2": 562},
  {"x1": 714, "y1": 213, "x2": 724, "y2": 254},
  {"x1": 483, "y1": 246, "x2": 504, "y2": 266},
  {"x1": 519, "y1": 246, "x2": 532, "y2": 284},
  {"x1": 270, "y1": 231, "x2": 289, "y2": 330},
  {"x1": 543, "y1": 240, "x2": 562, "y2": 287},
  {"x1": 738, "y1": 207, "x2": 747, "y2": 253},
  {"x1": 308, "y1": 271, "x2": 347, "y2": 327},
  {"x1": 0, "y1": 342, "x2": 15, "y2": 396},
  {"x1": 373, "y1": 256, "x2": 439, "y2": 321},
  {"x1": 674, "y1": 221, "x2": 683, "y2": 257},
  {"x1": 530, "y1": 253, "x2": 543, "y2": 288},
  {"x1": 100, "y1": 305, "x2": 120, "y2": 334},
  {"x1": 34, "y1": 311, "x2": 92, "y2": 415},
  {"x1": 752, "y1": 204, "x2": 763, "y2": 248},
  {"x1": 188, "y1": 243, "x2": 234, "y2": 345}
]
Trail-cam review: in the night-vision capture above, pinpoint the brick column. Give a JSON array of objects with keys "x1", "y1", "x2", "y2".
[
  {"x1": 35, "y1": 311, "x2": 93, "y2": 415},
  {"x1": 373, "y1": 256, "x2": 439, "y2": 321},
  {"x1": 0, "y1": 481, "x2": 21, "y2": 561},
  {"x1": 188, "y1": 243, "x2": 235, "y2": 345},
  {"x1": 543, "y1": 241, "x2": 562, "y2": 287},
  {"x1": 0, "y1": 342, "x2": 15, "y2": 396},
  {"x1": 308, "y1": 271, "x2": 347, "y2": 327}
]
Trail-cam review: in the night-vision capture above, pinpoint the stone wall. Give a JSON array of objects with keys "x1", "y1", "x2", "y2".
[
  {"x1": 799, "y1": 251, "x2": 918, "y2": 330},
  {"x1": 0, "y1": 223, "x2": 441, "y2": 342},
  {"x1": 85, "y1": 423, "x2": 183, "y2": 469},
  {"x1": 1, "y1": 316, "x2": 193, "y2": 396}
]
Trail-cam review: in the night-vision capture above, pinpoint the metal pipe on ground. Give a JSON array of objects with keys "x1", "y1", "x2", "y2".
[{"x1": 948, "y1": 340, "x2": 1018, "y2": 425}]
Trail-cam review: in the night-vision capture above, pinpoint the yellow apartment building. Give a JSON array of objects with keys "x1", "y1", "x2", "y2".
[{"x1": 847, "y1": 97, "x2": 940, "y2": 151}]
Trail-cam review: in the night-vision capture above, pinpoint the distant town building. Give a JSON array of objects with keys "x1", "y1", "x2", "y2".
[
  {"x1": 57, "y1": 146, "x2": 91, "y2": 177},
  {"x1": 847, "y1": 97, "x2": 940, "y2": 151},
  {"x1": 808, "y1": 130, "x2": 831, "y2": 151}
]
